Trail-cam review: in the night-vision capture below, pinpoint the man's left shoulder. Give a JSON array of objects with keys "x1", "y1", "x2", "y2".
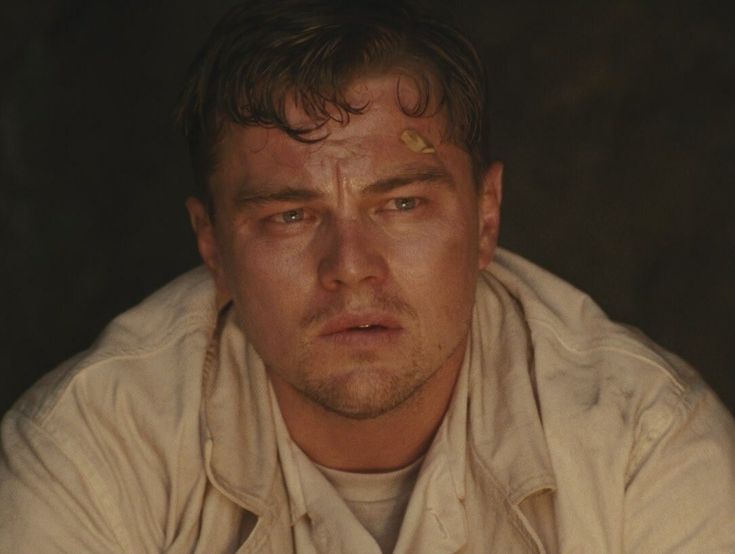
[
  {"x1": 483, "y1": 250, "x2": 735, "y2": 550},
  {"x1": 484, "y1": 249, "x2": 732, "y2": 452},
  {"x1": 486, "y1": 249, "x2": 700, "y2": 394}
]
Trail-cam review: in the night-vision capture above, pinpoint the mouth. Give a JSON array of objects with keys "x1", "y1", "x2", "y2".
[
  {"x1": 349, "y1": 324, "x2": 388, "y2": 332},
  {"x1": 319, "y1": 314, "x2": 403, "y2": 342}
]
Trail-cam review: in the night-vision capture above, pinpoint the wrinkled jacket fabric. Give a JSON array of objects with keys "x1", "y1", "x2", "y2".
[{"x1": 2, "y1": 249, "x2": 734, "y2": 552}]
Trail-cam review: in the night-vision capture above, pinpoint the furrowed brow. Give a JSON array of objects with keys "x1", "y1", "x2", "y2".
[
  {"x1": 233, "y1": 185, "x2": 322, "y2": 207},
  {"x1": 362, "y1": 167, "x2": 454, "y2": 195}
]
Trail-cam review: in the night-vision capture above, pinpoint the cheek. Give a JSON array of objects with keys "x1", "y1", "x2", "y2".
[
  {"x1": 224, "y1": 219, "x2": 307, "y2": 281},
  {"x1": 391, "y1": 206, "x2": 477, "y2": 264},
  {"x1": 385, "y1": 217, "x2": 479, "y2": 303},
  {"x1": 224, "y1": 234, "x2": 316, "y2": 332}
]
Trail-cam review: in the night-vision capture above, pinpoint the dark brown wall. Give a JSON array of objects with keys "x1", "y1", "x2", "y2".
[{"x1": 2, "y1": 1, "x2": 734, "y2": 414}]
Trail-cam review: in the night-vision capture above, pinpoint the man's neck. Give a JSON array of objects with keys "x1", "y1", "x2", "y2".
[{"x1": 268, "y1": 339, "x2": 466, "y2": 473}]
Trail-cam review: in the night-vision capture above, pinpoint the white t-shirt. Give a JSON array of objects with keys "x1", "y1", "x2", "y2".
[{"x1": 315, "y1": 456, "x2": 423, "y2": 552}]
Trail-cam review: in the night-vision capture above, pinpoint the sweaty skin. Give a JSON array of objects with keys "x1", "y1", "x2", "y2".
[{"x1": 400, "y1": 129, "x2": 436, "y2": 154}]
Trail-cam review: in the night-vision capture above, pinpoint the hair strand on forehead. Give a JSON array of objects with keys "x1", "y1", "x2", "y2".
[{"x1": 175, "y1": 0, "x2": 491, "y2": 206}]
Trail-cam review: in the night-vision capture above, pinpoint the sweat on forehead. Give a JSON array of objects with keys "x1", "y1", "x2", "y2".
[
  {"x1": 217, "y1": 77, "x2": 448, "y2": 172},
  {"x1": 175, "y1": 0, "x2": 491, "y2": 200},
  {"x1": 274, "y1": 71, "x2": 444, "y2": 136}
]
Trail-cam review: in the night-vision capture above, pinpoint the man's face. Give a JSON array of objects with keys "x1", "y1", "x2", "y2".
[{"x1": 189, "y1": 75, "x2": 502, "y2": 419}]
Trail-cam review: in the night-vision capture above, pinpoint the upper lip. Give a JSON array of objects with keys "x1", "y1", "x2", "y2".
[{"x1": 318, "y1": 313, "x2": 403, "y2": 336}]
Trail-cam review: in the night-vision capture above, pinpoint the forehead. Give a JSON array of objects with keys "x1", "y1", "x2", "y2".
[{"x1": 210, "y1": 75, "x2": 471, "y2": 189}]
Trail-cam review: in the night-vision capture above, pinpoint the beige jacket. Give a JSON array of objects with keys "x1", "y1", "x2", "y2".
[{"x1": 2, "y1": 249, "x2": 734, "y2": 552}]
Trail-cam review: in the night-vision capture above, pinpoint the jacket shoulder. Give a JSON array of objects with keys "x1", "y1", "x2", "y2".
[
  {"x1": 483, "y1": 249, "x2": 720, "y2": 478},
  {"x1": 11, "y1": 267, "x2": 217, "y2": 426},
  {"x1": 1, "y1": 267, "x2": 217, "y2": 552},
  {"x1": 484, "y1": 250, "x2": 735, "y2": 550},
  {"x1": 485, "y1": 249, "x2": 697, "y2": 395}
]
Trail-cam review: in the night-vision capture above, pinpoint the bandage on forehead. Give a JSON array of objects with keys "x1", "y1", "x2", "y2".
[{"x1": 400, "y1": 129, "x2": 436, "y2": 154}]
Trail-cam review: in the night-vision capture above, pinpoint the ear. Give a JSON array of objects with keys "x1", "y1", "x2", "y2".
[
  {"x1": 477, "y1": 162, "x2": 503, "y2": 269},
  {"x1": 185, "y1": 196, "x2": 230, "y2": 297}
]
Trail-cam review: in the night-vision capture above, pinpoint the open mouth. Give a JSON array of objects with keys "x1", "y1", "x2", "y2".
[
  {"x1": 318, "y1": 313, "x2": 402, "y2": 341},
  {"x1": 323, "y1": 323, "x2": 400, "y2": 344},
  {"x1": 349, "y1": 324, "x2": 388, "y2": 332}
]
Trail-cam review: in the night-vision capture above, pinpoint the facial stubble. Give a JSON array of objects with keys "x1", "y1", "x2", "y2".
[{"x1": 279, "y1": 313, "x2": 469, "y2": 421}]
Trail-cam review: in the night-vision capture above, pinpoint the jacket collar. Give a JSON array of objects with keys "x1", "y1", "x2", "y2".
[
  {"x1": 200, "y1": 305, "x2": 283, "y2": 518},
  {"x1": 468, "y1": 271, "x2": 557, "y2": 504}
]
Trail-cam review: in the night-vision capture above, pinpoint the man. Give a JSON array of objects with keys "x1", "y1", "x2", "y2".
[{"x1": 1, "y1": 1, "x2": 734, "y2": 552}]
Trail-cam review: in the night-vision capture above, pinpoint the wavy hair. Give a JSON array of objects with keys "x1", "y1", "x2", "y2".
[{"x1": 175, "y1": 0, "x2": 490, "y2": 204}]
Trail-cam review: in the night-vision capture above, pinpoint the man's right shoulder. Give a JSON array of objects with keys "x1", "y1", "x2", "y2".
[
  {"x1": 1, "y1": 267, "x2": 220, "y2": 551},
  {"x1": 9, "y1": 266, "x2": 217, "y2": 428}
]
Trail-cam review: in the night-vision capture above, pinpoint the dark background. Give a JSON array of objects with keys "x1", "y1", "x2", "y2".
[{"x1": 1, "y1": 1, "x2": 733, "y2": 415}]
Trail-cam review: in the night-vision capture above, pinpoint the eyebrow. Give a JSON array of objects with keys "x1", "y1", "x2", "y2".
[
  {"x1": 233, "y1": 165, "x2": 453, "y2": 207},
  {"x1": 233, "y1": 186, "x2": 320, "y2": 207},
  {"x1": 362, "y1": 166, "x2": 454, "y2": 195}
]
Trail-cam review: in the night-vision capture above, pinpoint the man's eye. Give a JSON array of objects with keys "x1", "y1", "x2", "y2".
[
  {"x1": 390, "y1": 197, "x2": 419, "y2": 211},
  {"x1": 275, "y1": 208, "x2": 305, "y2": 223}
]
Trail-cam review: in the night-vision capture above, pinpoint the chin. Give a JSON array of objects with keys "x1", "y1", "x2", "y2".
[{"x1": 299, "y1": 365, "x2": 426, "y2": 420}]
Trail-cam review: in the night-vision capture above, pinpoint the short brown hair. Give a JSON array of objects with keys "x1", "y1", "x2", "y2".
[{"x1": 175, "y1": 0, "x2": 490, "y2": 206}]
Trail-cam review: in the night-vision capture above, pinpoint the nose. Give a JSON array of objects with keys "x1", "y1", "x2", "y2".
[{"x1": 317, "y1": 216, "x2": 388, "y2": 291}]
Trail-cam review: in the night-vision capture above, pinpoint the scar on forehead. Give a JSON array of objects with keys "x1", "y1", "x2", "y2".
[{"x1": 400, "y1": 129, "x2": 436, "y2": 154}]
